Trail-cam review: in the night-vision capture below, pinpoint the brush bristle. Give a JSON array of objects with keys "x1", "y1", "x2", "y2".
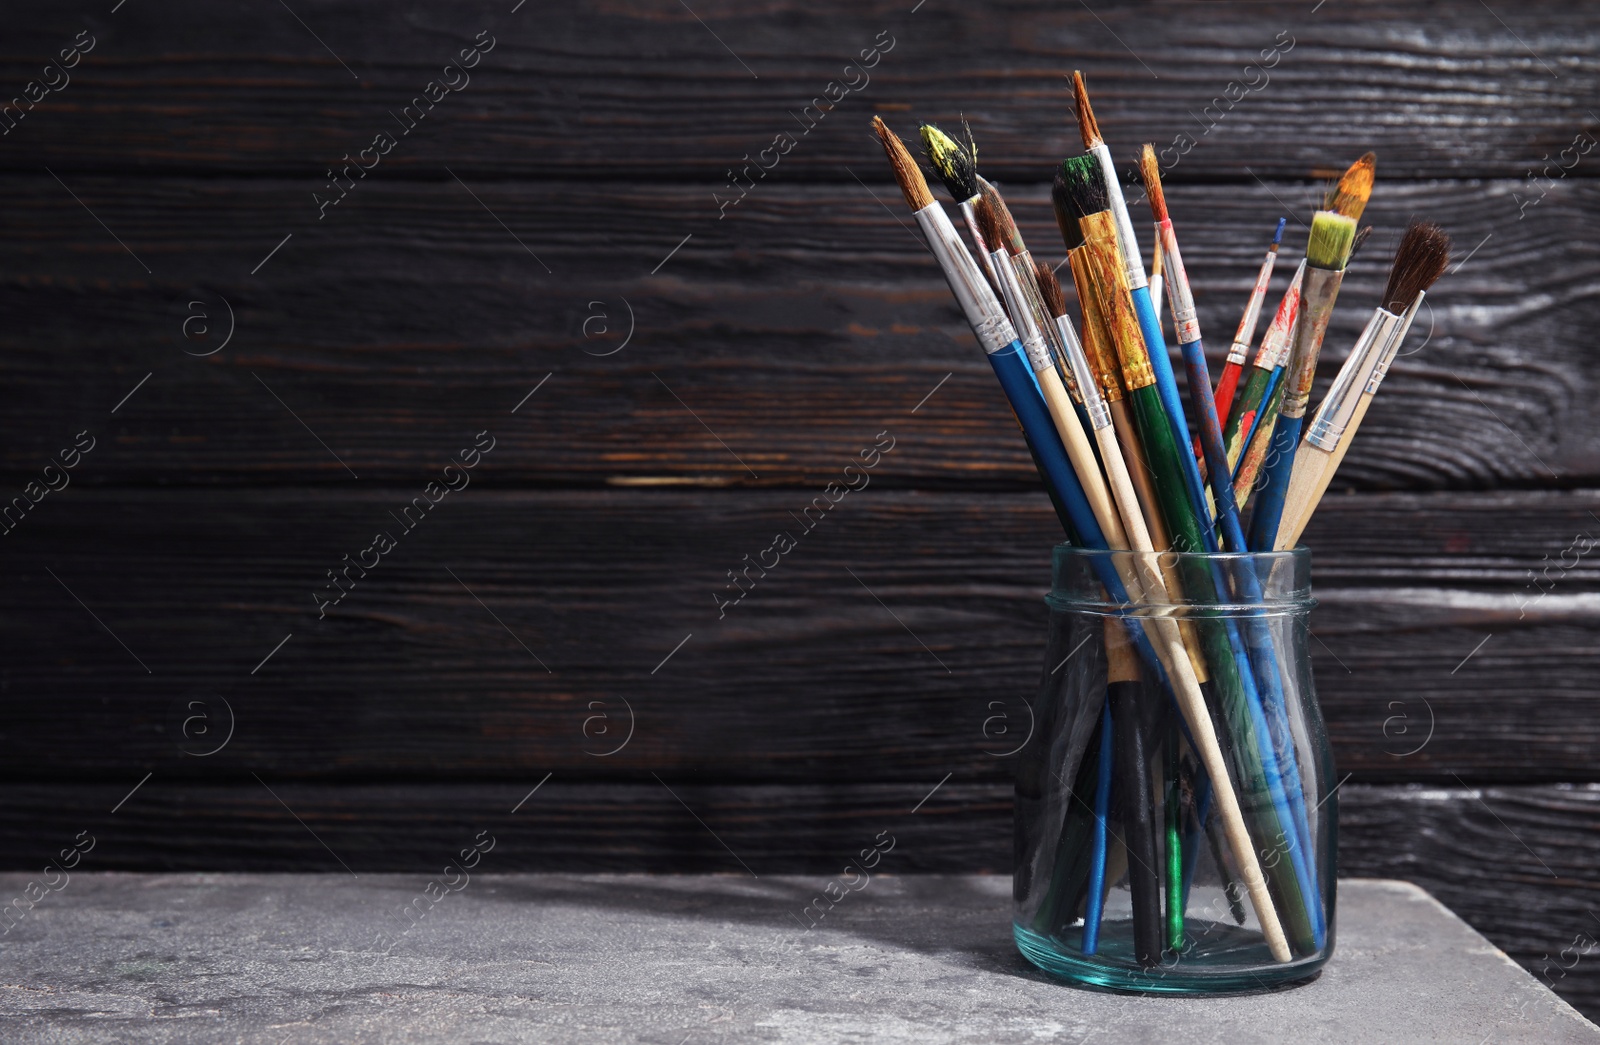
[
  {"x1": 1071, "y1": 71, "x2": 1102, "y2": 148},
  {"x1": 919, "y1": 122, "x2": 979, "y2": 203},
  {"x1": 977, "y1": 177, "x2": 1026, "y2": 255},
  {"x1": 1055, "y1": 155, "x2": 1108, "y2": 223},
  {"x1": 1137, "y1": 143, "x2": 1167, "y2": 222},
  {"x1": 1272, "y1": 217, "x2": 1287, "y2": 247},
  {"x1": 1052, "y1": 171, "x2": 1087, "y2": 252},
  {"x1": 1325, "y1": 152, "x2": 1376, "y2": 222},
  {"x1": 871, "y1": 116, "x2": 933, "y2": 211},
  {"x1": 1348, "y1": 225, "x2": 1373, "y2": 263},
  {"x1": 1034, "y1": 259, "x2": 1068, "y2": 318},
  {"x1": 1381, "y1": 221, "x2": 1451, "y2": 313},
  {"x1": 972, "y1": 193, "x2": 1004, "y2": 254},
  {"x1": 1306, "y1": 210, "x2": 1358, "y2": 270}
]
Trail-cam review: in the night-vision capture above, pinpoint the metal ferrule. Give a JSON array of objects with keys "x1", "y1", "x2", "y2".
[
  {"x1": 1156, "y1": 220, "x2": 1200, "y2": 346},
  {"x1": 1305, "y1": 308, "x2": 1401, "y2": 451},
  {"x1": 988, "y1": 246, "x2": 1054, "y2": 374},
  {"x1": 1082, "y1": 214, "x2": 1154, "y2": 391},
  {"x1": 914, "y1": 203, "x2": 1016, "y2": 354},
  {"x1": 1280, "y1": 265, "x2": 1345, "y2": 420},
  {"x1": 1067, "y1": 248, "x2": 1124, "y2": 403},
  {"x1": 1091, "y1": 143, "x2": 1147, "y2": 290},
  {"x1": 1054, "y1": 315, "x2": 1111, "y2": 430},
  {"x1": 957, "y1": 198, "x2": 1000, "y2": 296},
  {"x1": 1366, "y1": 290, "x2": 1427, "y2": 395},
  {"x1": 1228, "y1": 247, "x2": 1279, "y2": 364}
]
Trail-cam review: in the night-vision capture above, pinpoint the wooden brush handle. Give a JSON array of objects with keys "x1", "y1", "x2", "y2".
[
  {"x1": 1274, "y1": 444, "x2": 1332, "y2": 551},
  {"x1": 1280, "y1": 390, "x2": 1374, "y2": 549}
]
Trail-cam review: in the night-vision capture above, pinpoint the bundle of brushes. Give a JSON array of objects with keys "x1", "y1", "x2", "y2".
[{"x1": 873, "y1": 74, "x2": 1451, "y2": 969}]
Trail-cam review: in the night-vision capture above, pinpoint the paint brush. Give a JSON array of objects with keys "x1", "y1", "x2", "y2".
[
  {"x1": 1058, "y1": 153, "x2": 1298, "y2": 961},
  {"x1": 1072, "y1": 71, "x2": 1218, "y2": 550},
  {"x1": 974, "y1": 196, "x2": 1122, "y2": 553},
  {"x1": 1224, "y1": 261, "x2": 1304, "y2": 482},
  {"x1": 1215, "y1": 218, "x2": 1287, "y2": 425},
  {"x1": 1247, "y1": 154, "x2": 1372, "y2": 550},
  {"x1": 1083, "y1": 699, "x2": 1115, "y2": 954},
  {"x1": 919, "y1": 121, "x2": 998, "y2": 295},
  {"x1": 870, "y1": 116, "x2": 1092, "y2": 544},
  {"x1": 1137, "y1": 145, "x2": 1325, "y2": 947},
  {"x1": 1277, "y1": 222, "x2": 1451, "y2": 548}
]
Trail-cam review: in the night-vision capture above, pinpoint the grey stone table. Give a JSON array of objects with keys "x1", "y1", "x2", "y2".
[{"x1": 2, "y1": 874, "x2": 1596, "y2": 1044}]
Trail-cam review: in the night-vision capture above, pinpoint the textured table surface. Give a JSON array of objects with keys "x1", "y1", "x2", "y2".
[{"x1": 1, "y1": 873, "x2": 1595, "y2": 1044}]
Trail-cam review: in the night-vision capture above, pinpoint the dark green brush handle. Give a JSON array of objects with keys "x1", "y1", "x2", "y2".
[
  {"x1": 1221, "y1": 365, "x2": 1273, "y2": 474},
  {"x1": 1125, "y1": 383, "x2": 1317, "y2": 952}
]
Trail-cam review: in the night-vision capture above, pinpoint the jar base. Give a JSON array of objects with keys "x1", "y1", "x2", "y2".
[{"x1": 1013, "y1": 923, "x2": 1328, "y2": 995}]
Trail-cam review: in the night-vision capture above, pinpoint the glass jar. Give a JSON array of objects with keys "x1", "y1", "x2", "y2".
[{"x1": 1013, "y1": 546, "x2": 1334, "y2": 992}]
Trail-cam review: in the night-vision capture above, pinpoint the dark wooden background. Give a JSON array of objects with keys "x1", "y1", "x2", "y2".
[{"x1": 2, "y1": 0, "x2": 1598, "y2": 1018}]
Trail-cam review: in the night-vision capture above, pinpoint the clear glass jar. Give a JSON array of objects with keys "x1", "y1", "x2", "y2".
[{"x1": 1014, "y1": 546, "x2": 1334, "y2": 992}]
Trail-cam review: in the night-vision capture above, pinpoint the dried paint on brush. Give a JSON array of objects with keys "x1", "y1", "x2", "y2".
[
  {"x1": 919, "y1": 121, "x2": 980, "y2": 202},
  {"x1": 1325, "y1": 152, "x2": 1376, "y2": 222}
]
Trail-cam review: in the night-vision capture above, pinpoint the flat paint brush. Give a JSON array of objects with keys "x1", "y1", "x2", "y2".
[
  {"x1": 1247, "y1": 154, "x2": 1371, "y2": 551},
  {"x1": 919, "y1": 121, "x2": 999, "y2": 295},
  {"x1": 1214, "y1": 218, "x2": 1287, "y2": 426},
  {"x1": 1277, "y1": 222, "x2": 1450, "y2": 548},
  {"x1": 1073, "y1": 72, "x2": 1218, "y2": 550},
  {"x1": 1058, "y1": 154, "x2": 1297, "y2": 962}
]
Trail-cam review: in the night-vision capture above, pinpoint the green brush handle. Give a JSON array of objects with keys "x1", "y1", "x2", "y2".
[
  {"x1": 1221, "y1": 365, "x2": 1274, "y2": 476},
  {"x1": 1127, "y1": 383, "x2": 1318, "y2": 953}
]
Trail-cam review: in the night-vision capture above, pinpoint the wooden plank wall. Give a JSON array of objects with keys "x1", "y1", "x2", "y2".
[{"x1": 1, "y1": 0, "x2": 1597, "y2": 1018}]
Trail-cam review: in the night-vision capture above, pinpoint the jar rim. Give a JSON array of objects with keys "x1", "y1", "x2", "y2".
[{"x1": 1048, "y1": 543, "x2": 1314, "y2": 614}]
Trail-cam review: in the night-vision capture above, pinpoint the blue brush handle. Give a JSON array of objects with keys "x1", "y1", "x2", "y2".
[
  {"x1": 1249, "y1": 414, "x2": 1304, "y2": 552},
  {"x1": 1181, "y1": 338, "x2": 1324, "y2": 946},
  {"x1": 1083, "y1": 703, "x2": 1113, "y2": 954}
]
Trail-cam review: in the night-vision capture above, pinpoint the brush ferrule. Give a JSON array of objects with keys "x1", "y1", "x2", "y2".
[
  {"x1": 1054, "y1": 315, "x2": 1111, "y2": 430},
  {"x1": 1067, "y1": 249, "x2": 1124, "y2": 403},
  {"x1": 1082, "y1": 214, "x2": 1154, "y2": 392},
  {"x1": 1155, "y1": 220, "x2": 1200, "y2": 346},
  {"x1": 1010, "y1": 251, "x2": 1078, "y2": 398},
  {"x1": 1253, "y1": 259, "x2": 1305, "y2": 370},
  {"x1": 1091, "y1": 143, "x2": 1147, "y2": 290},
  {"x1": 957, "y1": 198, "x2": 1001, "y2": 297},
  {"x1": 914, "y1": 204, "x2": 1016, "y2": 354},
  {"x1": 1366, "y1": 290, "x2": 1427, "y2": 395},
  {"x1": 1280, "y1": 265, "x2": 1345, "y2": 420},
  {"x1": 1229, "y1": 246, "x2": 1281, "y2": 363},
  {"x1": 988, "y1": 247, "x2": 1054, "y2": 373},
  {"x1": 1305, "y1": 308, "x2": 1401, "y2": 451}
]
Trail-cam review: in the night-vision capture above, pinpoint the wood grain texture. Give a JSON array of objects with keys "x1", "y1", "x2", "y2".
[
  {"x1": 2, "y1": 178, "x2": 1595, "y2": 487},
  {"x1": 1, "y1": 487, "x2": 1596, "y2": 781},
  {"x1": 0, "y1": 780, "x2": 1595, "y2": 1013},
  {"x1": 0, "y1": 1, "x2": 1596, "y2": 179}
]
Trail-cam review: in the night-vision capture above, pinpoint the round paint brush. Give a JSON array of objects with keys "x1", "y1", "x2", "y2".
[
  {"x1": 920, "y1": 120, "x2": 1000, "y2": 296},
  {"x1": 1247, "y1": 154, "x2": 1373, "y2": 551},
  {"x1": 1277, "y1": 222, "x2": 1451, "y2": 548},
  {"x1": 1215, "y1": 218, "x2": 1287, "y2": 427}
]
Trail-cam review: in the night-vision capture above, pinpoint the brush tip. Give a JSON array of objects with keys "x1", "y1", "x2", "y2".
[
  {"x1": 919, "y1": 121, "x2": 980, "y2": 203},
  {"x1": 972, "y1": 193, "x2": 1003, "y2": 254},
  {"x1": 1382, "y1": 220, "x2": 1452, "y2": 313},
  {"x1": 1071, "y1": 70, "x2": 1102, "y2": 148},
  {"x1": 1326, "y1": 152, "x2": 1377, "y2": 221},
  {"x1": 1137, "y1": 143, "x2": 1167, "y2": 222},
  {"x1": 1051, "y1": 170, "x2": 1087, "y2": 251},
  {"x1": 1272, "y1": 217, "x2": 1287, "y2": 246},
  {"x1": 872, "y1": 116, "x2": 934, "y2": 211},
  {"x1": 1055, "y1": 154, "x2": 1108, "y2": 224},
  {"x1": 1306, "y1": 210, "x2": 1358, "y2": 269},
  {"x1": 1034, "y1": 258, "x2": 1068, "y2": 319}
]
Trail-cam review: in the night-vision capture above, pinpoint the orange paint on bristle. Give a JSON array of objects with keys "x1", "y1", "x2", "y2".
[
  {"x1": 1137, "y1": 144, "x2": 1168, "y2": 224},
  {"x1": 1071, "y1": 71, "x2": 1102, "y2": 148},
  {"x1": 1326, "y1": 152, "x2": 1376, "y2": 222},
  {"x1": 870, "y1": 116, "x2": 933, "y2": 211}
]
